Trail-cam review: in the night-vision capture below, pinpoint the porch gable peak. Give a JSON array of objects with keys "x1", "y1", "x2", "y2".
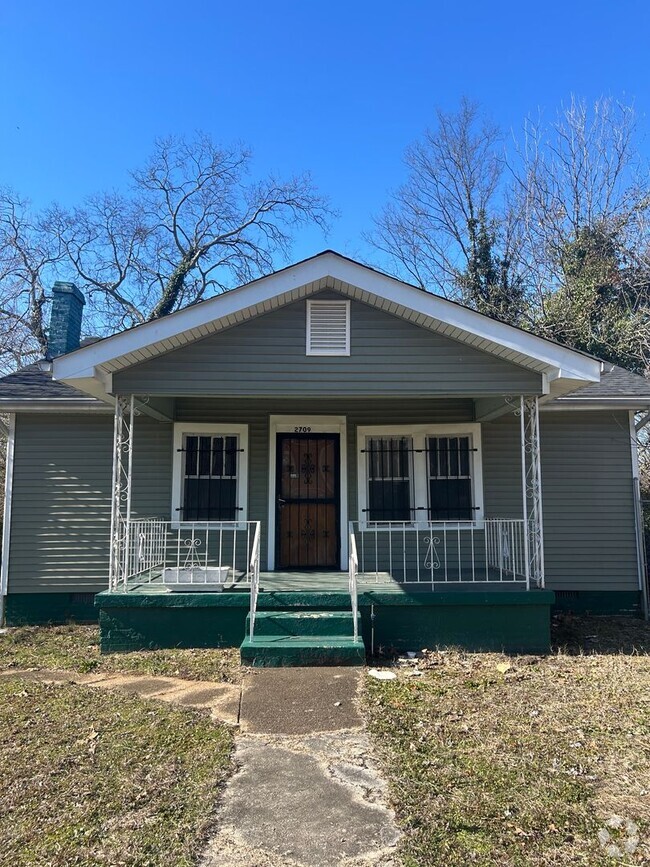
[{"x1": 52, "y1": 250, "x2": 601, "y2": 398}]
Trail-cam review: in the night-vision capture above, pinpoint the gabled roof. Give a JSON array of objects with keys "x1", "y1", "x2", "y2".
[{"x1": 50, "y1": 250, "x2": 602, "y2": 400}]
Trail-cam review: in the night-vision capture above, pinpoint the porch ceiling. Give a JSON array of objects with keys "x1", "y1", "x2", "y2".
[{"x1": 52, "y1": 251, "x2": 601, "y2": 401}]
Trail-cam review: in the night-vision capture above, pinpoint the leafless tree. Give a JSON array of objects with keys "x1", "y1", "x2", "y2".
[
  {"x1": 504, "y1": 97, "x2": 650, "y2": 372},
  {"x1": 60, "y1": 134, "x2": 332, "y2": 326},
  {"x1": 0, "y1": 188, "x2": 63, "y2": 372},
  {"x1": 47, "y1": 192, "x2": 152, "y2": 331},
  {"x1": 368, "y1": 99, "x2": 511, "y2": 293},
  {"x1": 0, "y1": 134, "x2": 331, "y2": 364},
  {"x1": 512, "y1": 96, "x2": 650, "y2": 295}
]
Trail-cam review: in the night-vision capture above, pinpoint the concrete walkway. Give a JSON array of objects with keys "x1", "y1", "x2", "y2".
[
  {"x1": 203, "y1": 667, "x2": 400, "y2": 867},
  {"x1": 1, "y1": 665, "x2": 401, "y2": 866},
  {"x1": 0, "y1": 667, "x2": 241, "y2": 724}
]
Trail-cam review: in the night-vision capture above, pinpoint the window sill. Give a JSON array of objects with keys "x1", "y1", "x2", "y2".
[
  {"x1": 170, "y1": 520, "x2": 250, "y2": 532},
  {"x1": 357, "y1": 519, "x2": 484, "y2": 532}
]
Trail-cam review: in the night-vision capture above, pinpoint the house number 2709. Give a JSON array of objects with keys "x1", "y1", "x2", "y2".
[{"x1": 294, "y1": 426, "x2": 312, "y2": 433}]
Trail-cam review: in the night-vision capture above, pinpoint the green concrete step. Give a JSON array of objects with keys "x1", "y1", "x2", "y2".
[
  {"x1": 240, "y1": 635, "x2": 366, "y2": 667},
  {"x1": 246, "y1": 611, "x2": 360, "y2": 638}
]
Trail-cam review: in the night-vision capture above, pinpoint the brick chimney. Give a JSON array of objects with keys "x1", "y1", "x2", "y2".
[{"x1": 48, "y1": 282, "x2": 85, "y2": 357}]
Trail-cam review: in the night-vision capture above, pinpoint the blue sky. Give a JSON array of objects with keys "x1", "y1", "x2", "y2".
[{"x1": 1, "y1": 0, "x2": 649, "y2": 265}]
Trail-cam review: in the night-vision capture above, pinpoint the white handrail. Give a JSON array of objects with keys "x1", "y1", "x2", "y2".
[
  {"x1": 248, "y1": 521, "x2": 261, "y2": 641},
  {"x1": 348, "y1": 530, "x2": 359, "y2": 641}
]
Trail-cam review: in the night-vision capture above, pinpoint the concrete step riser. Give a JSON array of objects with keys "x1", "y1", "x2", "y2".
[
  {"x1": 240, "y1": 640, "x2": 366, "y2": 668},
  {"x1": 246, "y1": 611, "x2": 360, "y2": 638}
]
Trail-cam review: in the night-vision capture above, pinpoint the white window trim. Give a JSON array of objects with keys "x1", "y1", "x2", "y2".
[
  {"x1": 356, "y1": 423, "x2": 484, "y2": 530},
  {"x1": 171, "y1": 423, "x2": 249, "y2": 529},
  {"x1": 267, "y1": 415, "x2": 348, "y2": 570},
  {"x1": 306, "y1": 298, "x2": 351, "y2": 356}
]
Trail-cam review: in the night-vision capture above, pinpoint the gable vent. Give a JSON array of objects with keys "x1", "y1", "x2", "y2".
[{"x1": 306, "y1": 299, "x2": 350, "y2": 356}]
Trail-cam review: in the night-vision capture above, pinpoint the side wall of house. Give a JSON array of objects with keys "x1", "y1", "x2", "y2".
[
  {"x1": 483, "y1": 410, "x2": 640, "y2": 610},
  {"x1": 4, "y1": 412, "x2": 172, "y2": 623},
  {"x1": 4, "y1": 406, "x2": 641, "y2": 622}
]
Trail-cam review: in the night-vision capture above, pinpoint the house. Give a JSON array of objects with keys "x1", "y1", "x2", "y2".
[{"x1": 1, "y1": 251, "x2": 649, "y2": 664}]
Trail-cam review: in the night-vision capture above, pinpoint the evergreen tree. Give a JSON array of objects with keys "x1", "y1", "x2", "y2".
[{"x1": 539, "y1": 225, "x2": 650, "y2": 373}]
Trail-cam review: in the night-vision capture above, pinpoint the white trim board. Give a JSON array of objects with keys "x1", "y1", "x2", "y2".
[
  {"x1": 629, "y1": 411, "x2": 649, "y2": 619},
  {"x1": 267, "y1": 415, "x2": 348, "y2": 571},
  {"x1": 1, "y1": 414, "x2": 16, "y2": 608},
  {"x1": 0, "y1": 401, "x2": 112, "y2": 412},
  {"x1": 356, "y1": 422, "x2": 484, "y2": 529},
  {"x1": 53, "y1": 251, "x2": 601, "y2": 390},
  {"x1": 543, "y1": 399, "x2": 650, "y2": 410},
  {"x1": 171, "y1": 423, "x2": 249, "y2": 529}
]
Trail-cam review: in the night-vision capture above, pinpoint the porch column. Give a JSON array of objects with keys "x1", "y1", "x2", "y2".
[
  {"x1": 519, "y1": 396, "x2": 545, "y2": 589},
  {"x1": 108, "y1": 395, "x2": 135, "y2": 591}
]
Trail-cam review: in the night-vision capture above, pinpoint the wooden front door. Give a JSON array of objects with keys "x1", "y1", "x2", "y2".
[{"x1": 276, "y1": 434, "x2": 340, "y2": 569}]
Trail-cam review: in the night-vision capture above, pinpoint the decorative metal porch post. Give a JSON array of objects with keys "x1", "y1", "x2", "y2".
[
  {"x1": 519, "y1": 396, "x2": 545, "y2": 589},
  {"x1": 108, "y1": 395, "x2": 135, "y2": 591}
]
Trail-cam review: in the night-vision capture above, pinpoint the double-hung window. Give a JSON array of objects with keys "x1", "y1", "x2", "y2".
[
  {"x1": 172, "y1": 424, "x2": 248, "y2": 524},
  {"x1": 366, "y1": 436, "x2": 413, "y2": 521},
  {"x1": 359, "y1": 425, "x2": 482, "y2": 526},
  {"x1": 427, "y1": 436, "x2": 473, "y2": 520}
]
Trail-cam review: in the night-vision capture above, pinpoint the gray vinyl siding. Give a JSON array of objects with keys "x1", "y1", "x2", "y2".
[
  {"x1": 113, "y1": 292, "x2": 542, "y2": 397},
  {"x1": 131, "y1": 417, "x2": 173, "y2": 517},
  {"x1": 482, "y1": 413, "x2": 523, "y2": 519},
  {"x1": 8, "y1": 414, "x2": 114, "y2": 592},
  {"x1": 7, "y1": 413, "x2": 171, "y2": 593},
  {"x1": 7, "y1": 404, "x2": 639, "y2": 593},
  {"x1": 540, "y1": 411, "x2": 638, "y2": 591},
  {"x1": 483, "y1": 410, "x2": 638, "y2": 591}
]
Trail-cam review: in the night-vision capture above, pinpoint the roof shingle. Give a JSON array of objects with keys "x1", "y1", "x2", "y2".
[
  {"x1": 557, "y1": 363, "x2": 650, "y2": 401},
  {"x1": 0, "y1": 364, "x2": 99, "y2": 402}
]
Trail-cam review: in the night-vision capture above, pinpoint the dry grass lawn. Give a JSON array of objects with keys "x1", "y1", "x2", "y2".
[
  {"x1": 0, "y1": 677, "x2": 233, "y2": 867},
  {"x1": 4, "y1": 616, "x2": 650, "y2": 865},
  {"x1": 0, "y1": 624, "x2": 241, "y2": 682},
  {"x1": 363, "y1": 614, "x2": 650, "y2": 867}
]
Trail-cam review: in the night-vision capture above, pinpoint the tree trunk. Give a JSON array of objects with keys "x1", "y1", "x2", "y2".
[{"x1": 148, "y1": 256, "x2": 194, "y2": 320}]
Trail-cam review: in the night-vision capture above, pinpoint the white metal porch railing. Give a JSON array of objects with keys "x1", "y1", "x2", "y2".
[
  {"x1": 349, "y1": 519, "x2": 528, "y2": 587},
  {"x1": 348, "y1": 531, "x2": 359, "y2": 640},
  {"x1": 248, "y1": 521, "x2": 261, "y2": 640},
  {"x1": 110, "y1": 519, "x2": 261, "y2": 591}
]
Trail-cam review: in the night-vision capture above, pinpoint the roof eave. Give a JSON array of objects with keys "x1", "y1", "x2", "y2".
[
  {"x1": 543, "y1": 397, "x2": 650, "y2": 411},
  {"x1": 0, "y1": 398, "x2": 112, "y2": 412}
]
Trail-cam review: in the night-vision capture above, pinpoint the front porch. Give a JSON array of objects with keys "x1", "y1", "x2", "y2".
[
  {"x1": 99, "y1": 515, "x2": 553, "y2": 662},
  {"x1": 96, "y1": 578, "x2": 555, "y2": 660},
  {"x1": 102, "y1": 393, "x2": 550, "y2": 662}
]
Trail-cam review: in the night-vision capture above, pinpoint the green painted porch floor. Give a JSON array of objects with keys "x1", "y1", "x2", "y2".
[{"x1": 124, "y1": 569, "x2": 526, "y2": 594}]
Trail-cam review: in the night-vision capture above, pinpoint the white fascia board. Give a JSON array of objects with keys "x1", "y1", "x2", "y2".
[
  {"x1": 542, "y1": 399, "x2": 650, "y2": 411},
  {"x1": 0, "y1": 398, "x2": 112, "y2": 412},
  {"x1": 52, "y1": 251, "x2": 602, "y2": 386},
  {"x1": 555, "y1": 395, "x2": 650, "y2": 402}
]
